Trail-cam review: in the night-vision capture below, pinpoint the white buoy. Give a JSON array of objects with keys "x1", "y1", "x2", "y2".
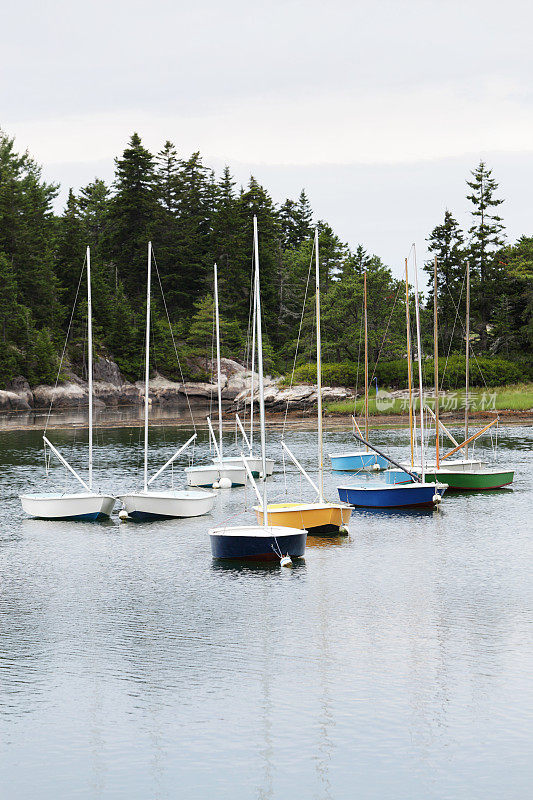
[
  {"x1": 432, "y1": 493, "x2": 442, "y2": 504},
  {"x1": 280, "y1": 555, "x2": 293, "y2": 567},
  {"x1": 212, "y1": 480, "x2": 220, "y2": 489},
  {"x1": 372, "y1": 463, "x2": 380, "y2": 471},
  {"x1": 219, "y1": 477, "x2": 232, "y2": 489},
  {"x1": 119, "y1": 508, "x2": 129, "y2": 521},
  {"x1": 339, "y1": 525, "x2": 349, "y2": 536}
]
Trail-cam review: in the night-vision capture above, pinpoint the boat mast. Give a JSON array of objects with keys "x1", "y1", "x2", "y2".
[
  {"x1": 364, "y1": 270, "x2": 369, "y2": 451},
  {"x1": 214, "y1": 263, "x2": 223, "y2": 460},
  {"x1": 87, "y1": 246, "x2": 93, "y2": 491},
  {"x1": 412, "y1": 248, "x2": 425, "y2": 482},
  {"x1": 434, "y1": 256, "x2": 440, "y2": 469},
  {"x1": 253, "y1": 216, "x2": 268, "y2": 527},
  {"x1": 143, "y1": 242, "x2": 151, "y2": 493},
  {"x1": 315, "y1": 227, "x2": 324, "y2": 503},
  {"x1": 465, "y1": 260, "x2": 470, "y2": 458},
  {"x1": 249, "y1": 284, "x2": 256, "y2": 454},
  {"x1": 405, "y1": 257, "x2": 414, "y2": 468}
]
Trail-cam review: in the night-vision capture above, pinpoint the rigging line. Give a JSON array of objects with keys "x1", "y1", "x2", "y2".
[
  {"x1": 440, "y1": 268, "x2": 492, "y2": 393},
  {"x1": 151, "y1": 249, "x2": 197, "y2": 433},
  {"x1": 354, "y1": 300, "x2": 364, "y2": 415},
  {"x1": 281, "y1": 237, "x2": 315, "y2": 439},
  {"x1": 369, "y1": 281, "x2": 402, "y2": 385},
  {"x1": 44, "y1": 254, "x2": 86, "y2": 435},
  {"x1": 439, "y1": 270, "x2": 467, "y2": 392}
]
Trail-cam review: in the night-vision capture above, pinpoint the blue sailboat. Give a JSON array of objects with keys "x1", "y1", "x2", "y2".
[
  {"x1": 328, "y1": 274, "x2": 387, "y2": 472},
  {"x1": 336, "y1": 256, "x2": 447, "y2": 510}
]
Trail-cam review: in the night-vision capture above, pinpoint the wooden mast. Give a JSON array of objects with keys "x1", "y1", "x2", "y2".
[
  {"x1": 364, "y1": 270, "x2": 369, "y2": 451},
  {"x1": 434, "y1": 256, "x2": 440, "y2": 469},
  {"x1": 405, "y1": 258, "x2": 414, "y2": 468},
  {"x1": 315, "y1": 227, "x2": 324, "y2": 503},
  {"x1": 465, "y1": 260, "x2": 470, "y2": 458},
  {"x1": 87, "y1": 246, "x2": 93, "y2": 491},
  {"x1": 143, "y1": 242, "x2": 151, "y2": 493},
  {"x1": 413, "y1": 248, "x2": 425, "y2": 482}
]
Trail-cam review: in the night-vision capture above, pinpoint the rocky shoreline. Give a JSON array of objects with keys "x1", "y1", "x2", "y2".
[{"x1": 0, "y1": 356, "x2": 354, "y2": 415}]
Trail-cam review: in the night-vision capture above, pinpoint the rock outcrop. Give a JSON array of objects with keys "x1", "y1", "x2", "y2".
[{"x1": 0, "y1": 358, "x2": 354, "y2": 414}]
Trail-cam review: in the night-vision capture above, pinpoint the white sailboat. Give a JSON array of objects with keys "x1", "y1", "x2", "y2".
[
  {"x1": 185, "y1": 263, "x2": 247, "y2": 488},
  {"x1": 118, "y1": 243, "x2": 216, "y2": 520},
  {"x1": 212, "y1": 288, "x2": 274, "y2": 477},
  {"x1": 209, "y1": 217, "x2": 306, "y2": 560},
  {"x1": 20, "y1": 247, "x2": 115, "y2": 520}
]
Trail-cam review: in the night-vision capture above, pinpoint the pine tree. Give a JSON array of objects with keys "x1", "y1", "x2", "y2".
[
  {"x1": 0, "y1": 131, "x2": 61, "y2": 332},
  {"x1": 424, "y1": 210, "x2": 466, "y2": 351},
  {"x1": 466, "y1": 162, "x2": 505, "y2": 347},
  {"x1": 78, "y1": 179, "x2": 110, "y2": 252},
  {"x1": 106, "y1": 133, "x2": 158, "y2": 299},
  {"x1": 296, "y1": 190, "x2": 313, "y2": 242},
  {"x1": 238, "y1": 178, "x2": 281, "y2": 344},
  {"x1": 167, "y1": 152, "x2": 215, "y2": 310},
  {"x1": 212, "y1": 167, "x2": 246, "y2": 320}
]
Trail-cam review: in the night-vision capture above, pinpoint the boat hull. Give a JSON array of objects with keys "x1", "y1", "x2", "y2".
[
  {"x1": 209, "y1": 525, "x2": 307, "y2": 560},
  {"x1": 20, "y1": 492, "x2": 116, "y2": 520},
  {"x1": 185, "y1": 463, "x2": 247, "y2": 487},
  {"x1": 254, "y1": 502, "x2": 351, "y2": 533},
  {"x1": 337, "y1": 483, "x2": 447, "y2": 508},
  {"x1": 329, "y1": 450, "x2": 389, "y2": 471},
  {"x1": 213, "y1": 455, "x2": 274, "y2": 477},
  {"x1": 118, "y1": 489, "x2": 215, "y2": 520},
  {"x1": 420, "y1": 469, "x2": 514, "y2": 491}
]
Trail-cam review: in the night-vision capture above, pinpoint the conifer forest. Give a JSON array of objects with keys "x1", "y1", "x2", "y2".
[{"x1": 0, "y1": 129, "x2": 531, "y2": 390}]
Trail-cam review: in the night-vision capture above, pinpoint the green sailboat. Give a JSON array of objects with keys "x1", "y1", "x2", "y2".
[{"x1": 421, "y1": 259, "x2": 514, "y2": 492}]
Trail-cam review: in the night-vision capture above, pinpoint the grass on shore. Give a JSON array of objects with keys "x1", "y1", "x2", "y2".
[{"x1": 325, "y1": 383, "x2": 533, "y2": 416}]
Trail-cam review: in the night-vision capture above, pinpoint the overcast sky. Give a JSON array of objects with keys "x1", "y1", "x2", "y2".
[{"x1": 3, "y1": 0, "x2": 532, "y2": 280}]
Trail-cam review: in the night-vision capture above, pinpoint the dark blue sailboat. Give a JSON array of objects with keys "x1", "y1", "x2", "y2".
[{"x1": 209, "y1": 217, "x2": 307, "y2": 561}]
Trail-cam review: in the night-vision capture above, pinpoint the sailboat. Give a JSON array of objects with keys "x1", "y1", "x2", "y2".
[
  {"x1": 337, "y1": 251, "x2": 447, "y2": 508},
  {"x1": 254, "y1": 227, "x2": 351, "y2": 534},
  {"x1": 209, "y1": 217, "x2": 307, "y2": 560},
  {"x1": 184, "y1": 263, "x2": 247, "y2": 488},
  {"x1": 117, "y1": 243, "x2": 216, "y2": 520},
  {"x1": 211, "y1": 289, "x2": 274, "y2": 478},
  {"x1": 20, "y1": 247, "x2": 116, "y2": 520},
  {"x1": 411, "y1": 260, "x2": 514, "y2": 491},
  {"x1": 328, "y1": 270, "x2": 388, "y2": 471}
]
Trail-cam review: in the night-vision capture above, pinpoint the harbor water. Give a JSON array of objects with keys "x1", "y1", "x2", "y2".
[{"x1": 1, "y1": 422, "x2": 531, "y2": 799}]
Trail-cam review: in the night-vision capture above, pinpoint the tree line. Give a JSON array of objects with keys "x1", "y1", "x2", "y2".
[{"x1": 0, "y1": 129, "x2": 531, "y2": 390}]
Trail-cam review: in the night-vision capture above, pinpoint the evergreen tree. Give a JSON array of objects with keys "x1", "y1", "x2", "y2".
[
  {"x1": 340, "y1": 244, "x2": 371, "y2": 277},
  {"x1": 78, "y1": 179, "x2": 110, "y2": 252},
  {"x1": 106, "y1": 133, "x2": 158, "y2": 299},
  {"x1": 424, "y1": 210, "x2": 466, "y2": 351},
  {"x1": 0, "y1": 131, "x2": 61, "y2": 331},
  {"x1": 212, "y1": 167, "x2": 246, "y2": 319},
  {"x1": 466, "y1": 161, "x2": 505, "y2": 346},
  {"x1": 168, "y1": 152, "x2": 215, "y2": 310},
  {"x1": 55, "y1": 189, "x2": 86, "y2": 307}
]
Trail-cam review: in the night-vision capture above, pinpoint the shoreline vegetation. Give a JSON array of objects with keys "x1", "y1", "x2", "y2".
[
  {"x1": 0, "y1": 130, "x2": 532, "y2": 404},
  {"x1": 325, "y1": 383, "x2": 533, "y2": 416},
  {"x1": 1, "y1": 379, "x2": 531, "y2": 433}
]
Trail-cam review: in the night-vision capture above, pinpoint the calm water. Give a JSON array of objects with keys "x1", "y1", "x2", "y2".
[{"x1": 1, "y1": 421, "x2": 532, "y2": 799}]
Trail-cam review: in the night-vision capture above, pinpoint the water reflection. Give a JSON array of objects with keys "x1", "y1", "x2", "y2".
[{"x1": 0, "y1": 424, "x2": 531, "y2": 799}]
